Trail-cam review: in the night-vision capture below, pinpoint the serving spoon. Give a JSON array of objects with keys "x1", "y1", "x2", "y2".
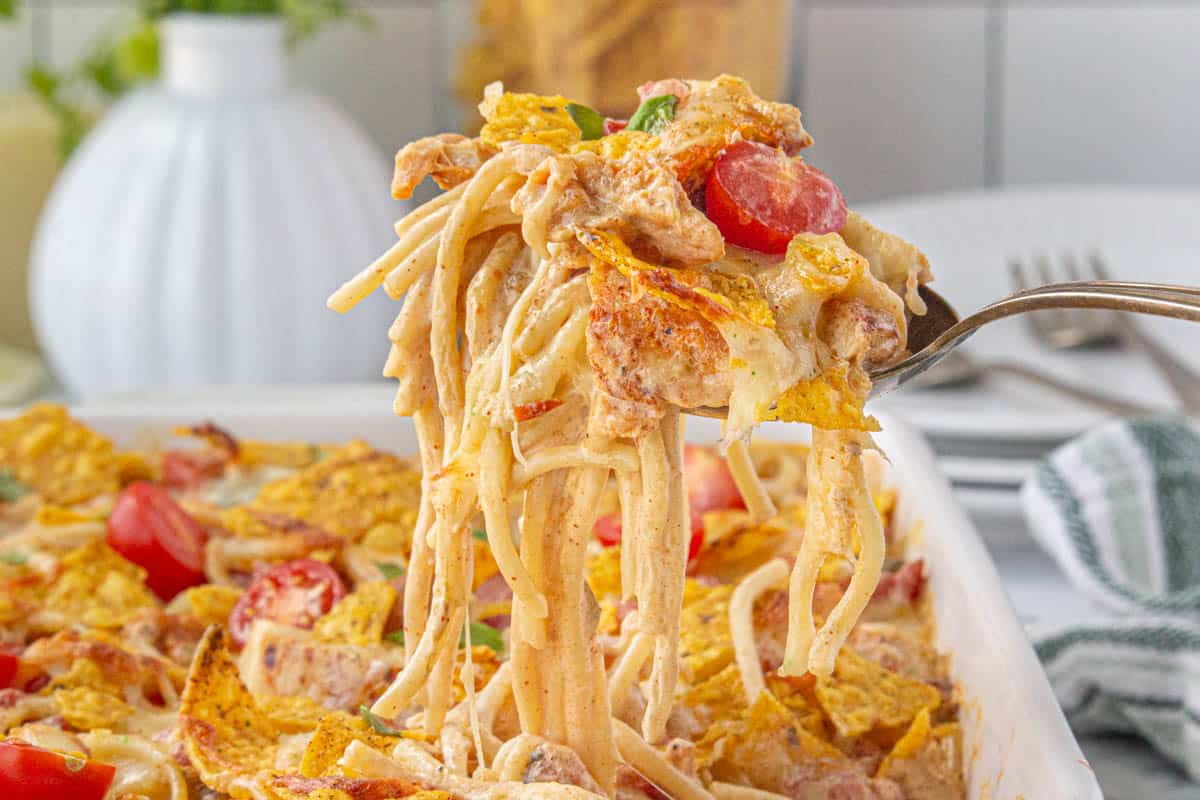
[{"x1": 689, "y1": 280, "x2": 1200, "y2": 417}]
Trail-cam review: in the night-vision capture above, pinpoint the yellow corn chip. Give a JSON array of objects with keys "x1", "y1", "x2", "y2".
[
  {"x1": 54, "y1": 685, "x2": 132, "y2": 731},
  {"x1": 224, "y1": 442, "x2": 421, "y2": 542},
  {"x1": 577, "y1": 228, "x2": 775, "y2": 329},
  {"x1": 44, "y1": 539, "x2": 158, "y2": 629},
  {"x1": 876, "y1": 706, "x2": 931, "y2": 777},
  {"x1": 259, "y1": 694, "x2": 332, "y2": 735},
  {"x1": 815, "y1": 647, "x2": 941, "y2": 739},
  {"x1": 762, "y1": 363, "x2": 880, "y2": 432},
  {"x1": 299, "y1": 711, "x2": 398, "y2": 777},
  {"x1": 785, "y1": 232, "x2": 868, "y2": 297},
  {"x1": 679, "y1": 582, "x2": 735, "y2": 683},
  {"x1": 34, "y1": 505, "x2": 106, "y2": 527},
  {"x1": 585, "y1": 546, "x2": 622, "y2": 601},
  {"x1": 179, "y1": 627, "x2": 278, "y2": 799},
  {"x1": 313, "y1": 582, "x2": 396, "y2": 647},
  {"x1": 479, "y1": 90, "x2": 581, "y2": 152},
  {"x1": 169, "y1": 584, "x2": 244, "y2": 628},
  {"x1": 572, "y1": 130, "x2": 658, "y2": 160},
  {"x1": 0, "y1": 404, "x2": 120, "y2": 505}
]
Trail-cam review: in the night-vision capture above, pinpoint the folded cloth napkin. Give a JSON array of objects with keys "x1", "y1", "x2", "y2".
[{"x1": 1021, "y1": 416, "x2": 1200, "y2": 780}]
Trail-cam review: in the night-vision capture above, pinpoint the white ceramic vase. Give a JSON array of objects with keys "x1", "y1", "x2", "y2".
[{"x1": 30, "y1": 15, "x2": 400, "y2": 397}]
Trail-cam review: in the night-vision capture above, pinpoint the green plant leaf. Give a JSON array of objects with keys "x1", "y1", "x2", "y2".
[
  {"x1": 565, "y1": 102, "x2": 605, "y2": 140},
  {"x1": 374, "y1": 561, "x2": 405, "y2": 580},
  {"x1": 461, "y1": 621, "x2": 504, "y2": 654},
  {"x1": 384, "y1": 630, "x2": 405, "y2": 645},
  {"x1": 0, "y1": 0, "x2": 17, "y2": 19},
  {"x1": 359, "y1": 705, "x2": 405, "y2": 736},
  {"x1": 0, "y1": 470, "x2": 30, "y2": 503},
  {"x1": 0, "y1": 551, "x2": 28, "y2": 565},
  {"x1": 626, "y1": 94, "x2": 677, "y2": 135},
  {"x1": 471, "y1": 528, "x2": 488, "y2": 542},
  {"x1": 114, "y1": 20, "x2": 160, "y2": 83}
]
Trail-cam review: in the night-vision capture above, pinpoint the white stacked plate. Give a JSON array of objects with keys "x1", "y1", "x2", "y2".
[{"x1": 866, "y1": 186, "x2": 1200, "y2": 547}]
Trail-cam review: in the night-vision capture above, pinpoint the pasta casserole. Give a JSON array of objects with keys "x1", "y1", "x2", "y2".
[{"x1": 0, "y1": 75, "x2": 962, "y2": 800}]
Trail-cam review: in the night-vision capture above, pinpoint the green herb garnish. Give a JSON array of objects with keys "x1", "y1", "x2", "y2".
[
  {"x1": 384, "y1": 630, "x2": 405, "y2": 645},
  {"x1": 626, "y1": 94, "x2": 677, "y2": 135},
  {"x1": 374, "y1": 561, "x2": 405, "y2": 580},
  {"x1": 471, "y1": 528, "x2": 488, "y2": 542},
  {"x1": 0, "y1": 469, "x2": 30, "y2": 503},
  {"x1": 461, "y1": 621, "x2": 504, "y2": 654},
  {"x1": 0, "y1": 552, "x2": 28, "y2": 566},
  {"x1": 565, "y1": 102, "x2": 605, "y2": 140},
  {"x1": 359, "y1": 705, "x2": 405, "y2": 736}
]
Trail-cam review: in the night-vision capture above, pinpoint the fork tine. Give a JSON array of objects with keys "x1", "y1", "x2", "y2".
[
  {"x1": 1009, "y1": 257, "x2": 1035, "y2": 291},
  {"x1": 1034, "y1": 254, "x2": 1059, "y2": 287},
  {"x1": 1060, "y1": 251, "x2": 1084, "y2": 281},
  {"x1": 1087, "y1": 251, "x2": 1115, "y2": 281},
  {"x1": 1010, "y1": 255, "x2": 1065, "y2": 344}
]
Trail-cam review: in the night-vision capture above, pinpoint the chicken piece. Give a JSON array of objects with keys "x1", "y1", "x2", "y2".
[
  {"x1": 392, "y1": 133, "x2": 498, "y2": 199},
  {"x1": 521, "y1": 741, "x2": 605, "y2": 794},
  {"x1": 271, "y1": 774, "x2": 434, "y2": 800},
  {"x1": 819, "y1": 298, "x2": 906, "y2": 372},
  {"x1": 237, "y1": 621, "x2": 394, "y2": 711},
  {"x1": 839, "y1": 212, "x2": 933, "y2": 314},
  {"x1": 511, "y1": 149, "x2": 723, "y2": 268},
  {"x1": 653, "y1": 75, "x2": 813, "y2": 191},
  {"x1": 22, "y1": 628, "x2": 185, "y2": 703},
  {"x1": 846, "y1": 623, "x2": 945, "y2": 688},
  {"x1": 120, "y1": 608, "x2": 209, "y2": 666}
]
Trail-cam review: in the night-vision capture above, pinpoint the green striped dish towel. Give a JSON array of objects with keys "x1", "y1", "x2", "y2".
[{"x1": 1021, "y1": 416, "x2": 1200, "y2": 780}]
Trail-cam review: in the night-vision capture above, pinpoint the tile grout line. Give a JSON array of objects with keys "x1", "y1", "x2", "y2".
[{"x1": 983, "y1": 0, "x2": 1006, "y2": 187}]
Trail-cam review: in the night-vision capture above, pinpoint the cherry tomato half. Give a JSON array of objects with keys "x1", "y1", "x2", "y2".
[
  {"x1": 593, "y1": 513, "x2": 623, "y2": 548},
  {"x1": 161, "y1": 449, "x2": 228, "y2": 490},
  {"x1": 704, "y1": 140, "x2": 846, "y2": 254},
  {"x1": 0, "y1": 652, "x2": 18, "y2": 688},
  {"x1": 0, "y1": 741, "x2": 116, "y2": 800},
  {"x1": 107, "y1": 482, "x2": 207, "y2": 602},
  {"x1": 229, "y1": 559, "x2": 347, "y2": 646}
]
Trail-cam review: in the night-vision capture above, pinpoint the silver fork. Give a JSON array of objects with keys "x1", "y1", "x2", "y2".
[
  {"x1": 1010, "y1": 254, "x2": 1122, "y2": 348},
  {"x1": 1012, "y1": 252, "x2": 1200, "y2": 413}
]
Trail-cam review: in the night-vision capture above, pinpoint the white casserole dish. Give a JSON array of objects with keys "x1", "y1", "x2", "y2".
[{"x1": 70, "y1": 405, "x2": 1102, "y2": 799}]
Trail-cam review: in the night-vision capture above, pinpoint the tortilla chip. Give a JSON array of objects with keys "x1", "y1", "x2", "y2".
[
  {"x1": 44, "y1": 539, "x2": 158, "y2": 629},
  {"x1": 479, "y1": 88, "x2": 581, "y2": 152},
  {"x1": 179, "y1": 627, "x2": 279, "y2": 799},
  {"x1": 299, "y1": 711, "x2": 399, "y2": 777},
  {"x1": 572, "y1": 130, "x2": 658, "y2": 160},
  {"x1": 259, "y1": 694, "x2": 332, "y2": 735},
  {"x1": 679, "y1": 582, "x2": 734, "y2": 683},
  {"x1": 785, "y1": 232, "x2": 868, "y2": 297},
  {"x1": 577, "y1": 228, "x2": 774, "y2": 329},
  {"x1": 763, "y1": 363, "x2": 880, "y2": 432},
  {"x1": 314, "y1": 582, "x2": 396, "y2": 647},
  {"x1": 815, "y1": 647, "x2": 940, "y2": 739},
  {"x1": 54, "y1": 685, "x2": 132, "y2": 731},
  {"x1": 0, "y1": 404, "x2": 120, "y2": 505},
  {"x1": 168, "y1": 584, "x2": 244, "y2": 628},
  {"x1": 585, "y1": 546, "x2": 622, "y2": 601}
]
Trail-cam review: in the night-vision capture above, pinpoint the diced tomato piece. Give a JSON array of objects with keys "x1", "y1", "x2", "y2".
[
  {"x1": 872, "y1": 559, "x2": 926, "y2": 605},
  {"x1": 107, "y1": 482, "x2": 207, "y2": 602},
  {"x1": 161, "y1": 449, "x2": 228, "y2": 490},
  {"x1": 604, "y1": 118, "x2": 627, "y2": 135},
  {"x1": 228, "y1": 558, "x2": 347, "y2": 646},
  {"x1": 0, "y1": 741, "x2": 115, "y2": 800},
  {"x1": 593, "y1": 513, "x2": 623, "y2": 547},
  {"x1": 683, "y1": 444, "x2": 746, "y2": 520},
  {"x1": 0, "y1": 653, "x2": 17, "y2": 688},
  {"x1": 704, "y1": 140, "x2": 846, "y2": 254}
]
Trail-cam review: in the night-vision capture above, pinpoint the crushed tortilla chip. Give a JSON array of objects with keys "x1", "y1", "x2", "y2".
[
  {"x1": 54, "y1": 685, "x2": 132, "y2": 731},
  {"x1": 472, "y1": 536, "x2": 499, "y2": 591},
  {"x1": 33, "y1": 504, "x2": 107, "y2": 527},
  {"x1": 577, "y1": 228, "x2": 775, "y2": 329},
  {"x1": 259, "y1": 694, "x2": 332, "y2": 735},
  {"x1": 0, "y1": 404, "x2": 121, "y2": 505},
  {"x1": 876, "y1": 706, "x2": 931, "y2": 777},
  {"x1": 679, "y1": 581, "x2": 735, "y2": 683},
  {"x1": 46, "y1": 657, "x2": 119, "y2": 695},
  {"x1": 299, "y1": 711, "x2": 398, "y2": 777},
  {"x1": 179, "y1": 627, "x2": 278, "y2": 799},
  {"x1": 479, "y1": 85, "x2": 581, "y2": 152},
  {"x1": 313, "y1": 582, "x2": 396, "y2": 647},
  {"x1": 762, "y1": 363, "x2": 880, "y2": 432},
  {"x1": 815, "y1": 647, "x2": 940, "y2": 739},
  {"x1": 44, "y1": 538, "x2": 158, "y2": 629},
  {"x1": 453, "y1": 645, "x2": 502, "y2": 704},
  {"x1": 585, "y1": 546, "x2": 622, "y2": 601},
  {"x1": 168, "y1": 584, "x2": 244, "y2": 628},
  {"x1": 785, "y1": 232, "x2": 868, "y2": 297},
  {"x1": 572, "y1": 130, "x2": 658, "y2": 160},
  {"x1": 224, "y1": 441, "x2": 420, "y2": 542}
]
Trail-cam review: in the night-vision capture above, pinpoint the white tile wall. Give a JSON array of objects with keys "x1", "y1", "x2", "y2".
[
  {"x1": 1002, "y1": 5, "x2": 1200, "y2": 187},
  {"x1": 3, "y1": 2, "x2": 1200, "y2": 201},
  {"x1": 802, "y1": 4, "x2": 988, "y2": 204}
]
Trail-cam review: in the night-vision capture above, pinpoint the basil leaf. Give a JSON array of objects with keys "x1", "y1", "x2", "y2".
[
  {"x1": 626, "y1": 94, "x2": 677, "y2": 135},
  {"x1": 374, "y1": 561, "x2": 405, "y2": 580},
  {"x1": 0, "y1": 470, "x2": 30, "y2": 503},
  {"x1": 0, "y1": 552, "x2": 28, "y2": 566},
  {"x1": 359, "y1": 705, "x2": 405, "y2": 736},
  {"x1": 384, "y1": 630, "x2": 405, "y2": 645},
  {"x1": 566, "y1": 102, "x2": 605, "y2": 141},
  {"x1": 472, "y1": 528, "x2": 488, "y2": 542},
  {"x1": 461, "y1": 621, "x2": 505, "y2": 654}
]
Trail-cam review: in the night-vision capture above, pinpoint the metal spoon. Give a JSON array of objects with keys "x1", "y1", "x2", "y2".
[{"x1": 688, "y1": 280, "x2": 1200, "y2": 418}]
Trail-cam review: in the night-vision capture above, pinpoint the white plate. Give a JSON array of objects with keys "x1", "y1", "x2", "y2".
[
  {"x1": 866, "y1": 185, "x2": 1200, "y2": 442},
  {"x1": 72, "y1": 406, "x2": 1101, "y2": 799}
]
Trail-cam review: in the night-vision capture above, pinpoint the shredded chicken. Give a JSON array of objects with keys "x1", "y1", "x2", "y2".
[{"x1": 393, "y1": 133, "x2": 500, "y2": 199}]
